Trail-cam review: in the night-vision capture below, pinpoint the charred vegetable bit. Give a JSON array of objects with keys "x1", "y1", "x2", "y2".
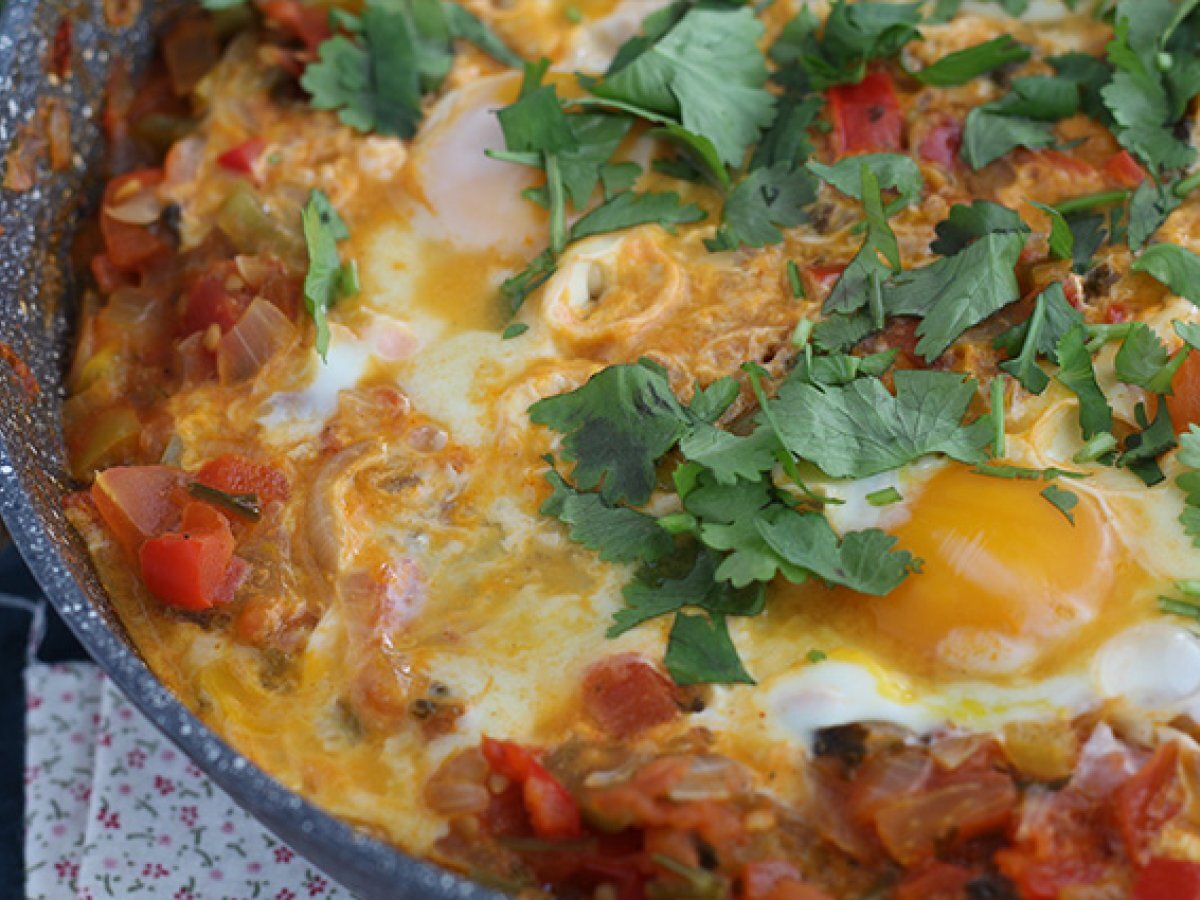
[{"x1": 186, "y1": 481, "x2": 262, "y2": 522}]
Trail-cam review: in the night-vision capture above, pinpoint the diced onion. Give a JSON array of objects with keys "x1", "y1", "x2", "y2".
[
  {"x1": 104, "y1": 189, "x2": 163, "y2": 225},
  {"x1": 216, "y1": 297, "x2": 295, "y2": 384}
]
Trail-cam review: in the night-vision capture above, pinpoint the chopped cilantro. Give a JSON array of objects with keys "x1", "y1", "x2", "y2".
[
  {"x1": 1028, "y1": 200, "x2": 1075, "y2": 262},
  {"x1": 594, "y1": 5, "x2": 775, "y2": 168},
  {"x1": 787, "y1": 260, "x2": 805, "y2": 298},
  {"x1": 866, "y1": 486, "x2": 902, "y2": 506},
  {"x1": 960, "y1": 76, "x2": 1079, "y2": 170},
  {"x1": 501, "y1": 323, "x2": 529, "y2": 340},
  {"x1": 186, "y1": 482, "x2": 261, "y2": 521},
  {"x1": 1160, "y1": 595, "x2": 1200, "y2": 623},
  {"x1": 755, "y1": 506, "x2": 920, "y2": 595},
  {"x1": 997, "y1": 283, "x2": 1081, "y2": 394},
  {"x1": 806, "y1": 648, "x2": 828, "y2": 663},
  {"x1": 705, "y1": 163, "x2": 819, "y2": 251},
  {"x1": 665, "y1": 612, "x2": 754, "y2": 685},
  {"x1": 807, "y1": 152, "x2": 924, "y2": 213},
  {"x1": 1132, "y1": 242, "x2": 1200, "y2": 305},
  {"x1": 301, "y1": 190, "x2": 357, "y2": 361},
  {"x1": 1055, "y1": 324, "x2": 1115, "y2": 441},
  {"x1": 1128, "y1": 179, "x2": 1182, "y2": 252},
  {"x1": 1178, "y1": 425, "x2": 1200, "y2": 547},
  {"x1": 1115, "y1": 322, "x2": 1189, "y2": 392},
  {"x1": 750, "y1": 95, "x2": 823, "y2": 171},
  {"x1": 913, "y1": 35, "x2": 1031, "y2": 87},
  {"x1": 1040, "y1": 484, "x2": 1079, "y2": 524},
  {"x1": 529, "y1": 360, "x2": 688, "y2": 506},
  {"x1": 824, "y1": 166, "x2": 901, "y2": 315},
  {"x1": 930, "y1": 200, "x2": 1030, "y2": 257},
  {"x1": 1121, "y1": 400, "x2": 1177, "y2": 486},
  {"x1": 770, "y1": 369, "x2": 992, "y2": 479},
  {"x1": 884, "y1": 231, "x2": 1027, "y2": 360},
  {"x1": 569, "y1": 190, "x2": 705, "y2": 242},
  {"x1": 542, "y1": 470, "x2": 673, "y2": 563}
]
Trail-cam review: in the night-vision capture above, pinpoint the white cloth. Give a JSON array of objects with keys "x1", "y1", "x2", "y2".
[{"x1": 24, "y1": 662, "x2": 355, "y2": 900}]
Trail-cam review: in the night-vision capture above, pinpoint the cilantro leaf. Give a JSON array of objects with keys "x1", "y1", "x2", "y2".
[
  {"x1": 595, "y1": 6, "x2": 775, "y2": 168},
  {"x1": 913, "y1": 35, "x2": 1030, "y2": 87},
  {"x1": 1178, "y1": 425, "x2": 1200, "y2": 547},
  {"x1": 665, "y1": 612, "x2": 754, "y2": 685},
  {"x1": 542, "y1": 470, "x2": 672, "y2": 564},
  {"x1": 301, "y1": 2, "x2": 434, "y2": 138},
  {"x1": 529, "y1": 360, "x2": 688, "y2": 505},
  {"x1": 812, "y1": 310, "x2": 877, "y2": 353},
  {"x1": 569, "y1": 190, "x2": 705, "y2": 242},
  {"x1": 678, "y1": 425, "x2": 779, "y2": 485},
  {"x1": 1132, "y1": 242, "x2": 1200, "y2": 304},
  {"x1": 439, "y1": 1, "x2": 523, "y2": 68},
  {"x1": 930, "y1": 200, "x2": 1030, "y2": 257},
  {"x1": 750, "y1": 95, "x2": 823, "y2": 171},
  {"x1": 611, "y1": 546, "x2": 764, "y2": 636},
  {"x1": 824, "y1": 165, "x2": 901, "y2": 315},
  {"x1": 770, "y1": 369, "x2": 993, "y2": 479},
  {"x1": 1040, "y1": 484, "x2": 1079, "y2": 524},
  {"x1": 705, "y1": 163, "x2": 819, "y2": 251},
  {"x1": 495, "y1": 76, "x2": 576, "y2": 155},
  {"x1": 999, "y1": 284, "x2": 1070, "y2": 394},
  {"x1": 961, "y1": 76, "x2": 1079, "y2": 170},
  {"x1": 755, "y1": 506, "x2": 919, "y2": 595},
  {"x1": 807, "y1": 152, "x2": 924, "y2": 210},
  {"x1": 1065, "y1": 212, "x2": 1107, "y2": 275},
  {"x1": 1128, "y1": 179, "x2": 1182, "y2": 252},
  {"x1": 884, "y1": 231, "x2": 1026, "y2": 360},
  {"x1": 1121, "y1": 399, "x2": 1177, "y2": 485},
  {"x1": 1114, "y1": 322, "x2": 1186, "y2": 391},
  {"x1": 773, "y1": 1, "x2": 922, "y2": 91},
  {"x1": 301, "y1": 190, "x2": 356, "y2": 361},
  {"x1": 1055, "y1": 324, "x2": 1114, "y2": 441},
  {"x1": 1049, "y1": 51, "x2": 1116, "y2": 125},
  {"x1": 1028, "y1": 200, "x2": 1074, "y2": 262}
]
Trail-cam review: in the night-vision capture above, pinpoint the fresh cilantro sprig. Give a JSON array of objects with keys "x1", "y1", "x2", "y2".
[
  {"x1": 1177, "y1": 424, "x2": 1200, "y2": 546},
  {"x1": 911, "y1": 35, "x2": 1030, "y2": 87},
  {"x1": 531, "y1": 352, "x2": 944, "y2": 685},
  {"x1": 301, "y1": 190, "x2": 359, "y2": 361},
  {"x1": 301, "y1": 0, "x2": 521, "y2": 139},
  {"x1": 960, "y1": 75, "x2": 1080, "y2": 170}
]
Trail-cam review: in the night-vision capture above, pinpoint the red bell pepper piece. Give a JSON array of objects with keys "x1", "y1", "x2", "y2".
[
  {"x1": 482, "y1": 737, "x2": 583, "y2": 840},
  {"x1": 1104, "y1": 150, "x2": 1149, "y2": 189},
  {"x1": 826, "y1": 70, "x2": 902, "y2": 157},
  {"x1": 217, "y1": 138, "x2": 266, "y2": 176},
  {"x1": 138, "y1": 502, "x2": 237, "y2": 611}
]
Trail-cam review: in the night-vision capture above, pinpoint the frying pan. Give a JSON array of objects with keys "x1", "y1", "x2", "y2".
[{"x1": 0, "y1": 1, "x2": 500, "y2": 896}]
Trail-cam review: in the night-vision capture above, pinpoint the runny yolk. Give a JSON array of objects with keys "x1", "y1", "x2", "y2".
[{"x1": 864, "y1": 464, "x2": 1139, "y2": 679}]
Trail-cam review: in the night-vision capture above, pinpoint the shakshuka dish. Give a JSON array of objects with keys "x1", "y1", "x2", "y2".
[{"x1": 60, "y1": 0, "x2": 1200, "y2": 895}]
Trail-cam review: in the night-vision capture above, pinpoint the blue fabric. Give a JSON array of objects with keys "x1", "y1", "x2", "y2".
[{"x1": 0, "y1": 544, "x2": 89, "y2": 900}]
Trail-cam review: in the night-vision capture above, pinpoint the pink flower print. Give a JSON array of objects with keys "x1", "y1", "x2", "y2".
[
  {"x1": 96, "y1": 806, "x2": 121, "y2": 830},
  {"x1": 154, "y1": 775, "x2": 176, "y2": 796},
  {"x1": 91, "y1": 711, "x2": 101, "y2": 726},
  {"x1": 118, "y1": 707, "x2": 133, "y2": 721},
  {"x1": 173, "y1": 889, "x2": 195, "y2": 900},
  {"x1": 53, "y1": 858, "x2": 79, "y2": 882},
  {"x1": 60, "y1": 690, "x2": 75, "y2": 703},
  {"x1": 161, "y1": 748, "x2": 177, "y2": 763},
  {"x1": 158, "y1": 834, "x2": 172, "y2": 846},
  {"x1": 97, "y1": 731, "x2": 112, "y2": 748},
  {"x1": 273, "y1": 846, "x2": 294, "y2": 864},
  {"x1": 141, "y1": 862, "x2": 169, "y2": 879},
  {"x1": 102, "y1": 857, "x2": 118, "y2": 871},
  {"x1": 24, "y1": 765, "x2": 39, "y2": 785},
  {"x1": 220, "y1": 821, "x2": 235, "y2": 835},
  {"x1": 186, "y1": 763, "x2": 202, "y2": 779},
  {"x1": 179, "y1": 805, "x2": 199, "y2": 828},
  {"x1": 248, "y1": 862, "x2": 262, "y2": 874},
  {"x1": 69, "y1": 731, "x2": 85, "y2": 745},
  {"x1": 26, "y1": 694, "x2": 42, "y2": 711},
  {"x1": 117, "y1": 783, "x2": 131, "y2": 797},
  {"x1": 305, "y1": 873, "x2": 328, "y2": 896},
  {"x1": 51, "y1": 823, "x2": 66, "y2": 838},
  {"x1": 126, "y1": 748, "x2": 147, "y2": 769},
  {"x1": 275, "y1": 890, "x2": 297, "y2": 900},
  {"x1": 71, "y1": 782, "x2": 91, "y2": 802}
]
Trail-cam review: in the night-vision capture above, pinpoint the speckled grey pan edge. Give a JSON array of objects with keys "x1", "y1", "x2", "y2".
[{"x1": 0, "y1": 2, "x2": 500, "y2": 897}]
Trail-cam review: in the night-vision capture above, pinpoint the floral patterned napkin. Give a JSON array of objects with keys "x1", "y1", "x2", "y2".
[{"x1": 24, "y1": 662, "x2": 354, "y2": 900}]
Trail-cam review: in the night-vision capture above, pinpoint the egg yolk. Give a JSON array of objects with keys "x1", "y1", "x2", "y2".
[{"x1": 866, "y1": 464, "x2": 1141, "y2": 678}]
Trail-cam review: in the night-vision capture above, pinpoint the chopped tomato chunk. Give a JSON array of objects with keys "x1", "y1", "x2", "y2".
[
  {"x1": 1104, "y1": 150, "x2": 1148, "y2": 189},
  {"x1": 1117, "y1": 743, "x2": 1183, "y2": 867},
  {"x1": 181, "y1": 265, "x2": 251, "y2": 336},
  {"x1": 582, "y1": 654, "x2": 680, "y2": 739},
  {"x1": 873, "y1": 772, "x2": 1017, "y2": 865},
  {"x1": 1132, "y1": 858, "x2": 1200, "y2": 900},
  {"x1": 803, "y1": 264, "x2": 846, "y2": 301},
  {"x1": 826, "y1": 70, "x2": 902, "y2": 156},
  {"x1": 138, "y1": 502, "x2": 237, "y2": 611},
  {"x1": 217, "y1": 138, "x2": 266, "y2": 176},
  {"x1": 1165, "y1": 351, "x2": 1200, "y2": 434},
  {"x1": 100, "y1": 168, "x2": 171, "y2": 273},
  {"x1": 482, "y1": 737, "x2": 582, "y2": 840},
  {"x1": 92, "y1": 465, "x2": 187, "y2": 558},
  {"x1": 916, "y1": 116, "x2": 962, "y2": 169},
  {"x1": 260, "y1": 0, "x2": 332, "y2": 52},
  {"x1": 195, "y1": 454, "x2": 290, "y2": 505}
]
